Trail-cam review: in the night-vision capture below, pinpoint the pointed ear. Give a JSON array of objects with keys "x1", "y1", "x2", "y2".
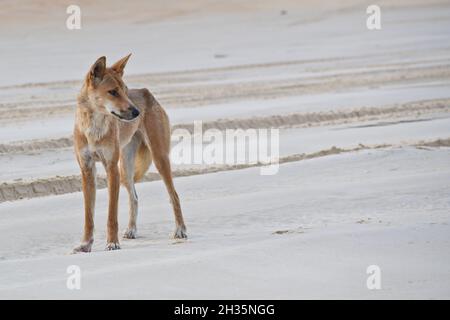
[
  {"x1": 110, "y1": 53, "x2": 131, "y2": 76},
  {"x1": 89, "y1": 56, "x2": 106, "y2": 84}
]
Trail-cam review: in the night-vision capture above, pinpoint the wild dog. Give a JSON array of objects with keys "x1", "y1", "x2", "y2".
[{"x1": 73, "y1": 55, "x2": 187, "y2": 252}]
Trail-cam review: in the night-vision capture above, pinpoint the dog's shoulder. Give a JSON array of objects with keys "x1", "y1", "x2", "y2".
[{"x1": 128, "y1": 88, "x2": 157, "y2": 107}]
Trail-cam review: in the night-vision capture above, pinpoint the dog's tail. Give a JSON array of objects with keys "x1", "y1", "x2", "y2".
[{"x1": 134, "y1": 141, "x2": 152, "y2": 182}]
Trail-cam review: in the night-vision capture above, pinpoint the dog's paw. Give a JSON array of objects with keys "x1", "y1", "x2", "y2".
[
  {"x1": 173, "y1": 225, "x2": 187, "y2": 239},
  {"x1": 123, "y1": 227, "x2": 137, "y2": 239},
  {"x1": 105, "y1": 242, "x2": 121, "y2": 251},
  {"x1": 72, "y1": 240, "x2": 93, "y2": 254}
]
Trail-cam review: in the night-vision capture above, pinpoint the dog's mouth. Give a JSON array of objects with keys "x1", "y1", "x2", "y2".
[{"x1": 111, "y1": 110, "x2": 140, "y2": 122}]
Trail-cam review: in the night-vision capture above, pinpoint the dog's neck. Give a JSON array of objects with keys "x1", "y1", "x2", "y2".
[{"x1": 76, "y1": 88, "x2": 114, "y2": 143}]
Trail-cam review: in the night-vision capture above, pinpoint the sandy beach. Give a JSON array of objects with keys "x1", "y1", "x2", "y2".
[{"x1": 0, "y1": 0, "x2": 449, "y2": 299}]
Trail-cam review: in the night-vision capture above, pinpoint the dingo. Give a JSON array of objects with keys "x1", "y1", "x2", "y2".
[{"x1": 73, "y1": 55, "x2": 187, "y2": 252}]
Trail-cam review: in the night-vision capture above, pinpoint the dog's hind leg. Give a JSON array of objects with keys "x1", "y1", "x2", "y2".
[
  {"x1": 120, "y1": 135, "x2": 140, "y2": 239},
  {"x1": 143, "y1": 99, "x2": 187, "y2": 239},
  {"x1": 153, "y1": 153, "x2": 187, "y2": 239}
]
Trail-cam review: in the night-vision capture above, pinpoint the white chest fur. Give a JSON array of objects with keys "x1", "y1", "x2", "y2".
[
  {"x1": 76, "y1": 110, "x2": 118, "y2": 165},
  {"x1": 84, "y1": 112, "x2": 113, "y2": 141}
]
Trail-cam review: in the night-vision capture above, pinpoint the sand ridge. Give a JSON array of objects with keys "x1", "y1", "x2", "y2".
[{"x1": 1, "y1": 138, "x2": 449, "y2": 203}]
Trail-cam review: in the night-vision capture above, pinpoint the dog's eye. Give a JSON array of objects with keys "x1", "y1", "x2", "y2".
[{"x1": 108, "y1": 89, "x2": 119, "y2": 97}]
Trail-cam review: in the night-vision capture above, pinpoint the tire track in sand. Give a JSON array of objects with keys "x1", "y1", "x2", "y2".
[
  {"x1": 1, "y1": 138, "x2": 449, "y2": 202},
  {"x1": 1, "y1": 98, "x2": 449, "y2": 155},
  {"x1": 1, "y1": 58, "x2": 450, "y2": 122}
]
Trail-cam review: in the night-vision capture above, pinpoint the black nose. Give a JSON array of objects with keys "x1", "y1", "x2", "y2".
[{"x1": 129, "y1": 107, "x2": 140, "y2": 117}]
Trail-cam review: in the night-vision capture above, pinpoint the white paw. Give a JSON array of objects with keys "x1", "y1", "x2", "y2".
[
  {"x1": 105, "y1": 242, "x2": 121, "y2": 251},
  {"x1": 72, "y1": 240, "x2": 93, "y2": 254},
  {"x1": 123, "y1": 227, "x2": 137, "y2": 239},
  {"x1": 173, "y1": 225, "x2": 187, "y2": 239}
]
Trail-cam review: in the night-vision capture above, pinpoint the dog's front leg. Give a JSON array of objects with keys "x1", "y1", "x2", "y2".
[
  {"x1": 73, "y1": 160, "x2": 96, "y2": 253},
  {"x1": 105, "y1": 162, "x2": 121, "y2": 250}
]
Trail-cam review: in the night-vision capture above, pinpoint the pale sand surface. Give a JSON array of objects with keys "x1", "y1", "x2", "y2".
[{"x1": 0, "y1": 0, "x2": 449, "y2": 298}]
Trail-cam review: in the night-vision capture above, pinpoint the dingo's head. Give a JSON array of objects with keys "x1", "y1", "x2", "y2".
[{"x1": 83, "y1": 54, "x2": 140, "y2": 121}]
